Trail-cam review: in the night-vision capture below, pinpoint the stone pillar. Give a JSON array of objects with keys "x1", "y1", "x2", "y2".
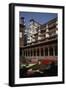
[
  {"x1": 36, "y1": 48, "x2": 37, "y2": 59},
  {"x1": 39, "y1": 47, "x2": 41, "y2": 57},
  {"x1": 30, "y1": 49, "x2": 31, "y2": 56},
  {"x1": 25, "y1": 50, "x2": 26, "y2": 56}
]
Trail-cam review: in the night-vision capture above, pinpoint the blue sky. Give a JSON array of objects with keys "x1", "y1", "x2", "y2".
[{"x1": 20, "y1": 12, "x2": 57, "y2": 26}]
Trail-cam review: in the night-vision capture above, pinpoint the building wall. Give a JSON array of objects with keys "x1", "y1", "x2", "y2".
[
  {"x1": 20, "y1": 17, "x2": 58, "y2": 62},
  {"x1": 19, "y1": 17, "x2": 25, "y2": 47},
  {"x1": 22, "y1": 39, "x2": 57, "y2": 61},
  {"x1": 27, "y1": 19, "x2": 41, "y2": 44},
  {"x1": 27, "y1": 18, "x2": 58, "y2": 45}
]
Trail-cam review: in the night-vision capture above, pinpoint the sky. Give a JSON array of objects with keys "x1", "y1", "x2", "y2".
[{"x1": 20, "y1": 12, "x2": 57, "y2": 27}]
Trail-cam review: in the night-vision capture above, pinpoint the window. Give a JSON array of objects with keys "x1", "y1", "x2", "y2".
[
  {"x1": 28, "y1": 50, "x2": 30, "y2": 56},
  {"x1": 45, "y1": 48, "x2": 48, "y2": 56},
  {"x1": 29, "y1": 50, "x2": 30, "y2": 56},
  {"x1": 55, "y1": 46, "x2": 58, "y2": 56},
  {"x1": 41, "y1": 48, "x2": 43, "y2": 56},
  {"x1": 49, "y1": 47, "x2": 53, "y2": 56},
  {"x1": 37, "y1": 48, "x2": 39, "y2": 56}
]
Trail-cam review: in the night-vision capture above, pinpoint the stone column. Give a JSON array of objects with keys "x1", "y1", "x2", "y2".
[
  {"x1": 36, "y1": 48, "x2": 37, "y2": 56},
  {"x1": 30, "y1": 49, "x2": 31, "y2": 57},
  {"x1": 27, "y1": 49, "x2": 28, "y2": 57},
  {"x1": 39, "y1": 47, "x2": 41, "y2": 57}
]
